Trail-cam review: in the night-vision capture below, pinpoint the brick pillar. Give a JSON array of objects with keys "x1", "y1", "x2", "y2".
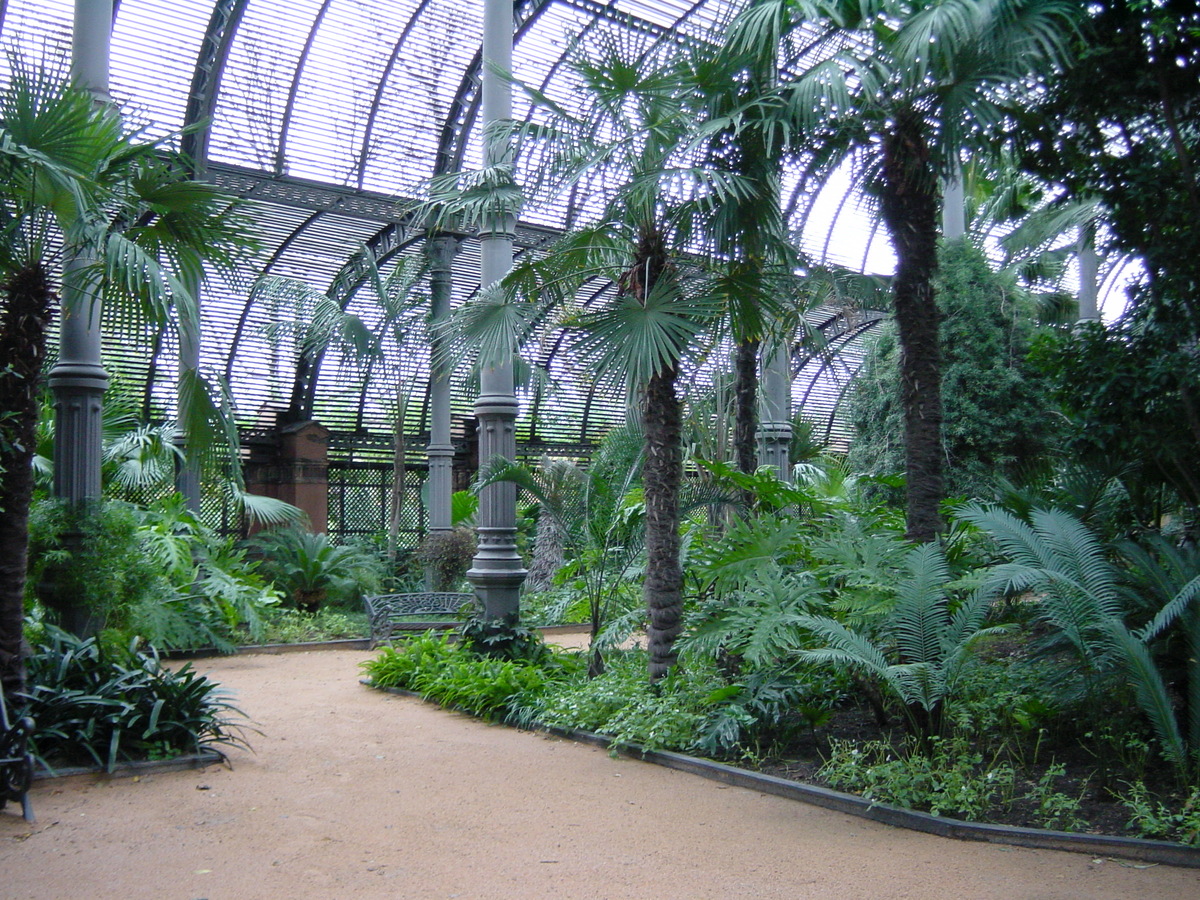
[{"x1": 244, "y1": 419, "x2": 330, "y2": 533}]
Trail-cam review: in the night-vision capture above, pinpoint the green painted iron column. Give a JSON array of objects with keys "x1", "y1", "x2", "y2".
[
  {"x1": 467, "y1": 0, "x2": 526, "y2": 621},
  {"x1": 48, "y1": 0, "x2": 112, "y2": 509},
  {"x1": 425, "y1": 233, "x2": 461, "y2": 535},
  {"x1": 757, "y1": 341, "x2": 793, "y2": 482}
]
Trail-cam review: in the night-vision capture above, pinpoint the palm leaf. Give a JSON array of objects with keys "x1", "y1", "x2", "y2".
[{"x1": 1104, "y1": 622, "x2": 1188, "y2": 766}]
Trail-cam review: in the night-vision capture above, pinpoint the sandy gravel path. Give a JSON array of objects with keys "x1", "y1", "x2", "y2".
[{"x1": 3, "y1": 647, "x2": 1198, "y2": 899}]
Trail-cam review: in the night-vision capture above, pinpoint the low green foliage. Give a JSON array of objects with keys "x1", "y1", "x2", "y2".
[
  {"x1": 361, "y1": 632, "x2": 460, "y2": 689},
  {"x1": 1120, "y1": 783, "x2": 1200, "y2": 847},
  {"x1": 820, "y1": 736, "x2": 1013, "y2": 819},
  {"x1": 527, "y1": 652, "x2": 714, "y2": 753},
  {"x1": 693, "y1": 670, "x2": 841, "y2": 759},
  {"x1": 361, "y1": 631, "x2": 580, "y2": 721},
  {"x1": 819, "y1": 735, "x2": 1086, "y2": 829},
  {"x1": 258, "y1": 608, "x2": 368, "y2": 644},
  {"x1": 20, "y1": 627, "x2": 249, "y2": 772}
]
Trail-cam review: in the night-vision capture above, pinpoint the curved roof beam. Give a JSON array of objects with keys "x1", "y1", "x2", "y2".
[
  {"x1": 434, "y1": 0, "x2": 552, "y2": 178},
  {"x1": 352, "y1": 0, "x2": 435, "y2": 191},
  {"x1": 275, "y1": 0, "x2": 333, "y2": 176},
  {"x1": 221, "y1": 207, "x2": 323, "y2": 384},
  {"x1": 180, "y1": 0, "x2": 247, "y2": 166}
]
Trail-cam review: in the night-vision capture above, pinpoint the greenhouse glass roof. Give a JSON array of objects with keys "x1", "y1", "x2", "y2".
[{"x1": 0, "y1": 1, "x2": 1116, "y2": 458}]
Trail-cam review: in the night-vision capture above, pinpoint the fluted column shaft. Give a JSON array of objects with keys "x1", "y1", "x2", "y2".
[
  {"x1": 50, "y1": 1, "x2": 112, "y2": 507},
  {"x1": 756, "y1": 342, "x2": 792, "y2": 482},
  {"x1": 426, "y1": 234, "x2": 461, "y2": 533},
  {"x1": 467, "y1": 0, "x2": 525, "y2": 621}
]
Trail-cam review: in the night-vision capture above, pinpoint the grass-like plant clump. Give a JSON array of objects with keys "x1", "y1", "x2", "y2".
[{"x1": 20, "y1": 627, "x2": 250, "y2": 772}]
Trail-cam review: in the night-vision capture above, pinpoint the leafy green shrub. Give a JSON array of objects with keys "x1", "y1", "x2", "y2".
[
  {"x1": 415, "y1": 527, "x2": 477, "y2": 592},
  {"x1": 458, "y1": 616, "x2": 548, "y2": 662},
  {"x1": 26, "y1": 496, "x2": 282, "y2": 652},
  {"x1": 133, "y1": 496, "x2": 281, "y2": 649},
  {"x1": 20, "y1": 627, "x2": 249, "y2": 771},
  {"x1": 248, "y1": 527, "x2": 383, "y2": 610},
  {"x1": 27, "y1": 499, "x2": 170, "y2": 630},
  {"x1": 849, "y1": 241, "x2": 1060, "y2": 501}
]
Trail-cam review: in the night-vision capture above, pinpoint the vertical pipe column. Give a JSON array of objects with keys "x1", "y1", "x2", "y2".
[
  {"x1": 425, "y1": 233, "x2": 461, "y2": 534},
  {"x1": 756, "y1": 341, "x2": 793, "y2": 482},
  {"x1": 942, "y1": 174, "x2": 965, "y2": 242},
  {"x1": 1077, "y1": 223, "x2": 1100, "y2": 324},
  {"x1": 49, "y1": 0, "x2": 112, "y2": 507},
  {"x1": 467, "y1": 0, "x2": 525, "y2": 622},
  {"x1": 176, "y1": 283, "x2": 203, "y2": 512}
]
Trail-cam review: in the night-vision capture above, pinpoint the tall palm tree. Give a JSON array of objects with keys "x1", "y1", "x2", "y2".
[
  {"x1": 731, "y1": 0, "x2": 1080, "y2": 540},
  {"x1": 0, "y1": 63, "x2": 255, "y2": 698},
  {"x1": 684, "y1": 4, "x2": 799, "y2": 477},
  {"x1": 437, "y1": 32, "x2": 754, "y2": 679}
]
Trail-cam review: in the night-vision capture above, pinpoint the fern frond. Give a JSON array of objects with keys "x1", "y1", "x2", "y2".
[{"x1": 890, "y1": 544, "x2": 951, "y2": 665}]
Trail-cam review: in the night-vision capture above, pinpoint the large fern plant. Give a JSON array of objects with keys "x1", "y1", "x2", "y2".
[
  {"x1": 959, "y1": 504, "x2": 1200, "y2": 773},
  {"x1": 794, "y1": 542, "x2": 1005, "y2": 741}
]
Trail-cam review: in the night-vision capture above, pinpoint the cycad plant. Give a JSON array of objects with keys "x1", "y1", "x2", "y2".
[
  {"x1": 249, "y1": 528, "x2": 382, "y2": 612},
  {"x1": 795, "y1": 542, "x2": 1005, "y2": 742},
  {"x1": 960, "y1": 504, "x2": 1200, "y2": 774}
]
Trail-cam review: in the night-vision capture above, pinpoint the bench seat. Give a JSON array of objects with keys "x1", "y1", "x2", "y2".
[{"x1": 363, "y1": 592, "x2": 475, "y2": 646}]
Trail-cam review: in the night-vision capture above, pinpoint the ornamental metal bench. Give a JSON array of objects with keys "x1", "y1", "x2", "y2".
[
  {"x1": 0, "y1": 688, "x2": 34, "y2": 823},
  {"x1": 363, "y1": 592, "x2": 476, "y2": 646}
]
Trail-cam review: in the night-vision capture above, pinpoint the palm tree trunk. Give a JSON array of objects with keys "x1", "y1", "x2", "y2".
[
  {"x1": 734, "y1": 337, "x2": 760, "y2": 476},
  {"x1": 0, "y1": 264, "x2": 55, "y2": 699},
  {"x1": 526, "y1": 512, "x2": 566, "y2": 592},
  {"x1": 879, "y1": 110, "x2": 944, "y2": 543},
  {"x1": 642, "y1": 366, "x2": 684, "y2": 680}
]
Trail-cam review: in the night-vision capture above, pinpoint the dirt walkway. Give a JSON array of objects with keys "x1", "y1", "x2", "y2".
[{"x1": 3, "y1": 648, "x2": 1198, "y2": 899}]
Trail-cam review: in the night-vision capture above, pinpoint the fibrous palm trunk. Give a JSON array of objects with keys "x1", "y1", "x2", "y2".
[
  {"x1": 0, "y1": 265, "x2": 54, "y2": 700},
  {"x1": 526, "y1": 512, "x2": 567, "y2": 593},
  {"x1": 734, "y1": 336, "x2": 760, "y2": 476},
  {"x1": 878, "y1": 109, "x2": 944, "y2": 543},
  {"x1": 643, "y1": 365, "x2": 684, "y2": 680},
  {"x1": 627, "y1": 228, "x2": 685, "y2": 681}
]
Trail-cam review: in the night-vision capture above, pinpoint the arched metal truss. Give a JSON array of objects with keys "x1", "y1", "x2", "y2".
[{"x1": 1, "y1": 0, "x2": 1114, "y2": 468}]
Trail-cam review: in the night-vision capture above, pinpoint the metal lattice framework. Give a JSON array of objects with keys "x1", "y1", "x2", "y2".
[{"x1": 0, "y1": 0, "x2": 1121, "y2": 480}]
